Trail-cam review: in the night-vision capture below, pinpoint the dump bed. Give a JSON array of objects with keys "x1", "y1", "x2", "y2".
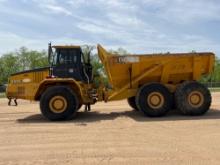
[{"x1": 98, "y1": 45, "x2": 215, "y2": 91}]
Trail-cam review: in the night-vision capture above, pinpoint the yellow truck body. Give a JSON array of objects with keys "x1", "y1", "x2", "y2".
[
  {"x1": 97, "y1": 45, "x2": 214, "y2": 101},
  {"x1": 7, "y1": 68, "x2": 49, "y2": 100},
  {"x1": 6, "y1": 44, "x2": 215, "y2": 120}
]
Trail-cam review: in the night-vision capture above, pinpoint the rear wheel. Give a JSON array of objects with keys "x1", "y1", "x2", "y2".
[
  {"x1": 136, "y1": 83, "x2": 172, "y2": 117},
  {"x1": 40, "y1": 86, "x2": 79, "y2": 121},
  {"x1": 175, "y1": 81, "x2": 211, "y2": 116},
  {"x1": 127, "y1": 97, "x2": 138, "y2": 111}
]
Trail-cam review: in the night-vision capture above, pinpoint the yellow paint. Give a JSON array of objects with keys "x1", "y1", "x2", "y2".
[
  {"x1": 52, "y1": 45, "x2": 81, "y2": 49},
  {"x1": 187, "y1": 91, "x2": 204, "y2": 108},
  {"x1": 6, "y1": 44, "x2": 215, "y2": 105},
  {"x1": 97, "y1": 45, "x2": 215, "y2": 101},
  {"x1": 6, "y1": 69, "x2": 49, "y2": 100},
  {"x1": 49, "y1": 96, "x2": 67, "y2": 114},
  {"x1": 147, "y1": 92, "x2": 164, "y2": 109}
]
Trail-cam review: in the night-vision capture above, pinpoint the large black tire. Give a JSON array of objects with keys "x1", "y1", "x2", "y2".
[
  {"x1": 77, "y1": 103, "x2": 83, "y2": 111},
  {"x1": 40, "y1": 86, "x2": 79, "y2": 121},
  {"x1": 135, "y1": 83, "x2": 172, "y2": 117},
  {"x1": 127, "y1": 97, "x2": 138, "y2": 111},
  {"x1": 175, "y1": 81, "x2": 211, "y2": 116}
]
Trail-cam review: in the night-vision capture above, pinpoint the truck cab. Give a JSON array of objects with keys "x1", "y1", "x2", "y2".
[{"x1": 50, "y1": 45, "x2": 92, "y2": 83}]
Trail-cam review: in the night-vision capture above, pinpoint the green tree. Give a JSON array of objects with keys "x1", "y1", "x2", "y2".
[
  {"x1": 0, "y1": 53, "x2": 20, "y2": 84},
  {"x1": 200, "y1": 57, "x2": 220, "y2": 83},
  {"x1": 0, "y1": 47, "x2": 48, "y2": 84},
  {"x1": 212, "y1": 58, "x2": 220, "y2": 82},
  {"x1": 18, "y1": 47, "x2": 48, "y2": 70}
]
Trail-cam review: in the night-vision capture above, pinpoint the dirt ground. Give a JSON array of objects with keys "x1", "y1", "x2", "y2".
[{"x1": 0, "y1": 93, "x2": 220, "y2": 165}]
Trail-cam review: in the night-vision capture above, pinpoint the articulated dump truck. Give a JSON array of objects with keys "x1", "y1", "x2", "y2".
[{"x1": 6, "y1": 44, "x2": 215, "y2": 121}]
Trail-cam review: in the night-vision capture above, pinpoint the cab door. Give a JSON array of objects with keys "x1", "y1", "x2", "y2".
[{"x1": 52, "y1": 49, "x2": 83, "y2": 81}]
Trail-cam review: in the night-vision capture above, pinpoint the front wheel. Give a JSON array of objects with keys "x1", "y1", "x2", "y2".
[{"x1": 40, "y1": 86, "x2": 79, "y2": 121}]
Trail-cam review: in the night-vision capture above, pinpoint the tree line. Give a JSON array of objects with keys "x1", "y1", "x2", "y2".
[
  {"x1": 0, "y1": 46, "x2": 128, "y2": 85},
  {"x1": 0, "y1": 47, "x2": 48, "y2": 84},
  {"x1": 0, "y1": 46, "x2": 220, "y2": 86}
]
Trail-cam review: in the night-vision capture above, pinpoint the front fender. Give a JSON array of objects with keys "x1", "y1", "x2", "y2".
[{"x1": 34, "y1": 78, "x2": 85, "y2": 102}]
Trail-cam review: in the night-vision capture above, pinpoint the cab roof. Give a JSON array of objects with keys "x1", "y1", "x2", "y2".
[{"x1": 52, "y1": 45, "x2": 81, "y2": 49}]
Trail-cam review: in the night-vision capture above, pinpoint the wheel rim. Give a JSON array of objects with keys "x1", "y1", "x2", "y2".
[
  {"x1": 147, "y1": 92, "x2": 164, "y2": 109},
  {"x1": 49, "y1": 96, "x2": 67, "y2": 113},
  {"x1": 187, "y1": 91, "x2": 204, "y2": 108}
]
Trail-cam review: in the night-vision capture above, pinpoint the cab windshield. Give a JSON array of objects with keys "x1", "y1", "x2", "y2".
[{"x1": 52, "y1": 48, "x2": 81, "y2": 66}]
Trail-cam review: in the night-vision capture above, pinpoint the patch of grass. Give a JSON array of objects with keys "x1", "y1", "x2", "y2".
[
  {"x1": 0, "y1": 93, "x2": 6, "y2": 98},
  {"x1": 209, "y1": 88, "x2": 220, "y2": 92}
]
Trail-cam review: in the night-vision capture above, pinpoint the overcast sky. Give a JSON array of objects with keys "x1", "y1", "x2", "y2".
[{"x1": 0, "y1": 0, "x2": 220, "y2": 56}]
